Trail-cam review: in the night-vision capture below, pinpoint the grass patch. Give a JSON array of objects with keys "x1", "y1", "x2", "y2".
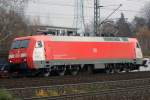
[
  {"x1": 35, "y1": 84, "x2": 111, "y2": 97},
  {"x1": 0, "y1": 89, "x2": 20, "y2": 100}
]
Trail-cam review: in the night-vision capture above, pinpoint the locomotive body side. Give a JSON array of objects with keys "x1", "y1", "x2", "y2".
[
  {"x1": 43, "y1": 36, "x2": 142, "y2": 69},
  {"x1": 45, "y1": 37, "x2": 134, "y2": 63}
]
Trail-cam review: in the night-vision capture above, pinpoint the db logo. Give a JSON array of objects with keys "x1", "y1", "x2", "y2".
[{"x1": 93, "y1": 48, "x2": 98, "y2": 53}]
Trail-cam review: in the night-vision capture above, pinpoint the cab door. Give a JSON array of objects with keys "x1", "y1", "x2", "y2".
[
  {"x1": 33, "y1": 41, "x2": 46, "y2": 69},
  {"x1": 135, "y1": 42, "x2": 143, "y2": 59}
]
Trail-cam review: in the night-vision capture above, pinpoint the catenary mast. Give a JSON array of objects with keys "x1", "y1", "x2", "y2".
[{"x1": 94, "y1": 0, "x2": 100, "y2": 36}]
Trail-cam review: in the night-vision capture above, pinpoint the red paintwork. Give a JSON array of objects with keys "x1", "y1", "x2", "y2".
[
  {"x1": 8, "y1": 35, "x2": 137, "y2": 70},
  {"x1": 45, "y1": 41, "x2": 135, "y2": 60}
]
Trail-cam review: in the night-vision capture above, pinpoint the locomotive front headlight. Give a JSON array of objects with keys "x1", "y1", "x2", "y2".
[
  {"x1": 8, "y1": 54, "x2": 15, "y2": 59},
  {"x1": 9, "y1": 60, "x2": 12, "y2": 63},
  {"x1": 21, "y1": 53, "x2": 27, "y2": 58},
  {"x1": 22, "y1": 58, "x2": 27, "y2": 62}
]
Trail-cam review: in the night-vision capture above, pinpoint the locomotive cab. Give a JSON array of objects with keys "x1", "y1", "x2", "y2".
[
  {"x1": 8, "y1": 38, "x2": 33, "y2": 74},
  {"x1": 8, "y1": 39, "x2": 29, "y2": 64},
  {"x1": 32, "y1": 40, "x2": 46, "y2": 69}
]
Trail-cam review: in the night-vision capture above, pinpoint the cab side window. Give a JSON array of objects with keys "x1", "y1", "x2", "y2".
[
  {"x1": 136, "y1": 43, "x2": 140, "y2": 48},
  {"x1": 36, "y1": 41, "x2": 42, "y2": 48},
  {"x1": 11, "y1": 40, "x2": 20, "y2": 49}
]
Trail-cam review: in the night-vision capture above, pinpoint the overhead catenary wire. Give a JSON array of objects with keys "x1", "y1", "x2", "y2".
[
  {"x1": 13, "y1": 0, "x2": 145, "y2": 28},
  {"x1": 33, "y1": 0, "x2": 146, "y2": 7},
  {"x1": 14, "y1": 0, "x2": 146, "y2": 31},
  {"x1": 20, "y1": 0, "x2": 145, "y2": 29},
  {"x1": 30, "y1": 0, "x2": 145, "y2": 13},
  {"x1": 100, "y1": 4, "x2": 123, "y2": 25}
]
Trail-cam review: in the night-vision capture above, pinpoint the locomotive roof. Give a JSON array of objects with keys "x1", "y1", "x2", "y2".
[{"x1": 14, "y1": 35, "x2": 137, "y2": 42}]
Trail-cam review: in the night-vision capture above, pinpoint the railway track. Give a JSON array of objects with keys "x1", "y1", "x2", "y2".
[
  {"x1": 24, "y1": 85, "x2": 150, "y2": 100},
  {"x1": 1, "y1": 71, "x2": 150, "y2": 89},
  {"x1": 5, "y1": 77, "x2": 150, "y2": 99}
]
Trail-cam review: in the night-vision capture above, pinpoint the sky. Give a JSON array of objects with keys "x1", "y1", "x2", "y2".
[{"x1": 25, "y1": 0, "x2": 150, "y2": 28}]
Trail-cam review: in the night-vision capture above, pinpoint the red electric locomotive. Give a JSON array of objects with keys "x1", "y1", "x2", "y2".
[{"x1": 8, "y1": 35, "x2": 143, "y2": 76}]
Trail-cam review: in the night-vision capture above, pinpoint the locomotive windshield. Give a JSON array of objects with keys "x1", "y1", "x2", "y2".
[
  {"x1": 11, "y1": 40, "x2": 20, "y2": 49},
  {"x1": 11, "y1": 39, "x2": 30, "y2": 49}
]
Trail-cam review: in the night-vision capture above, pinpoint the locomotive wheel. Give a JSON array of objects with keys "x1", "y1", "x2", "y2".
[
  {"x1": 57, "y1": 66, "x2": 66, "y2": 76},
  {"x1": 86, "y1": 66, "x2": 93, "y2": 74},
  {"x1": 71, "y1": 70, "x2": 78, "y2": 76},
  {"x1": 110, "y1": 69, "x2": 115, "y2": 74},
  {"x1": 106, "y1": 68, "x2": 111, "y2": 74},
  {"x1": 43, "y1": 72, "x2": 50, "y2": 77},
  {"x1": 115, "y1": 68, "x2": 121, "y2": 73},
  {"x1": 58, "y1": 70, "x2": 65, "y2": 76},
  {"x1": 71, "y1": 66, "x2": 80, "y2": 76},
  {"x1": 123, "y1": 67, "x2": 130, "y2": 72}
]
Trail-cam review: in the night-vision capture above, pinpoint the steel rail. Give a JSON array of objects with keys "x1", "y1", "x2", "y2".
[
  {"x1": 24, "y1": 85, "x2": 150, "y2": 100},
  {"x1": 1, "y1": 71, "x2": 150, "y2": 89},
  {"x1": 5, "y1": 77, "x2": 150, "y2": 99}
]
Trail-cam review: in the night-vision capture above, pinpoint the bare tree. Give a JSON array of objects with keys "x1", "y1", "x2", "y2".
[
  {"x1": 141, "y1": 2, "x2": 150, "y2": 29},
  {"x1": 116, "y1": 13, "x2": 132, "y2": 37},
  {"x1": 0, "y1": 0, "x2": 30, "y2": 58},
  {"x1": 0, "y1": 0, "x2": 30, "y2": 35},
  {"x1": 84, "y1": 22, "x2": 94, "y2": 36},
  {"x1": 135, "y1": 2, "x2": 150, "y2": 55},
  {"x1": 29, "y1": 16, "x2": 42, "y2": 35},
  {"x1": 0, "y1": 0, "x2": 29, "y2": 12},
  {"x1": 136, "y1": 26, "x2": 150, "y2": 55},
  {"x1": 132, "y1": 17, "x2": 146, "y2": 32},
  {"x1": 100, "y1": 20, "x2": 118, "y2": 37},
  {"x1": 143, "y1": 2, "x2": 150, "y2": 20}
]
